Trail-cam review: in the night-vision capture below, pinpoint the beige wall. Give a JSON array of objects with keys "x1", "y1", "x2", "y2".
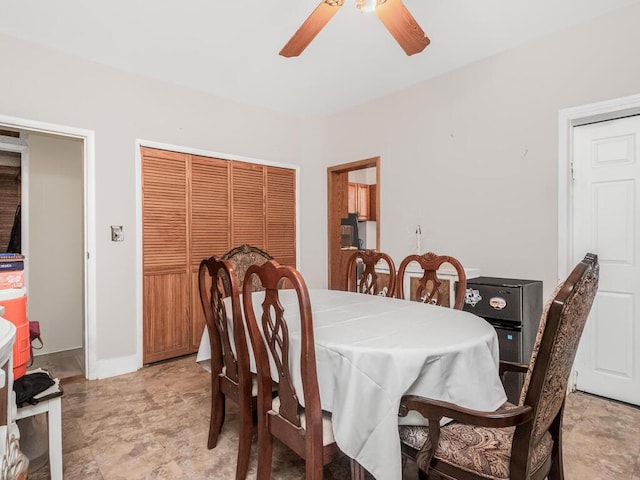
[
  {"x1": 27, "y1": 133, "x2": 84, "y2": 354},
  {"x1": 0, "y1": 34, "x2": 327, "y2": 376},
  {"x1": 325, "y1": 3, "x2": 640, "y2": 299}
]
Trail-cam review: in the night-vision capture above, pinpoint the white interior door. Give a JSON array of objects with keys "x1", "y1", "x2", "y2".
[{"x1": 572, "y1": 114, "x2": 640, "y2": 406}]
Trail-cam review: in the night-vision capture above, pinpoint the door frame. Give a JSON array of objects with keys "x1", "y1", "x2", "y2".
[
  {"x1": 0, "y1": 113, "x2": 97, "y2": 379},
  {"x1": 557, "y1": 92, "x2": 640, "y2": 391},
  {"x1": 327, "y1": 157, "x2": 380, "y2": 290}
]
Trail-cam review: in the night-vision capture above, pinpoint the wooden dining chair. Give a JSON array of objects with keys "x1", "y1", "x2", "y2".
[
  {"x1": 222, "y1": 244, "x2": 273, "y2": 292},
  {"x1": 397, "y1": 252, "x2": 599, "y2": 480},
  {"x1": 396, "y1": 251, "x2": 467, "y2": 309},
  {"x1": 198, "y1": 256, "x2": 255, "y2": 480},
  {"x1": 242, "y1": 260, "x2": 350, "y2": 480},
  {"x1": 345, "y1": 249, "x2": 396, "y2": 297}
]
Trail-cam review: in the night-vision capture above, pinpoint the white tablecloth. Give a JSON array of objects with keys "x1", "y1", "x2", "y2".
[{"x1": 197, "y1": 289, "x2": 506, "y2": 480}]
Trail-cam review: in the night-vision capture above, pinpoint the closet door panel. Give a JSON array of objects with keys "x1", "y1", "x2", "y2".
[
  {"x1": 142, "y1": 148, "x2": 188, "y2": 271},
  {"x1": 190, "y1": 155, "x2": 230, "y2": 351},
  {"x1": 141, "y1": 147, "x2": 190, "y2": 363},
  {"x1": 190, "y1": 155, "x2": 230, "y2": 264},
  {"x1": 231, "y1": 162, "x2": 265, "y2": 248},
  {"x1": 143, "y1": 272, "x2": 190, "y2": 363},
  {"x1": 191, "y1": 269, "x2": 205, "y2": 351},
  {"x1": 266, "y1": 166, "x2": 296, "y2": 267}
]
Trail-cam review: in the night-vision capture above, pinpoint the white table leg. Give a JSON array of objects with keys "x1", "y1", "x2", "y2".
[{"x1": 47, "y1": 397, "x2": 63, "y2": 480}]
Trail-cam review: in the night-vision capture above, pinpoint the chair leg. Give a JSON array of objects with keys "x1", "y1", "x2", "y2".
[
  {"x1": 306, "y1": 461, "x2": 324, "y2": 480},
  {"x1": 208, "y1": 390, "x2": 226, "y2": 449},
  {"x1": 548, "y1": 407, "x2": 565, "y2": 480},
  {"x1": 235, "y1": 399, "x2": 253, "y2": 480},
  {"x1": 256, "y1": 428, "x2": 273, "y2": 480}
]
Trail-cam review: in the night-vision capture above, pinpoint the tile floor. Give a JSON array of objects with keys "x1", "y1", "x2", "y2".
[
  {"x1": 24, "y1": 355, "x2": 640, "y2": 480},
  {"x1": 31, "y1": 348, "x2": 84, "y2": 380}
]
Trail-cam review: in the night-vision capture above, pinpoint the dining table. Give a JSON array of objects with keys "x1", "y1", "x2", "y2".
[{"x1": 196, "y1": 288, "x2": 507, "y2": 480}]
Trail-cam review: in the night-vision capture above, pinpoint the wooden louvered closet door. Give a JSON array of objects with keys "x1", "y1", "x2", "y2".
[
  {"x1": 142, "y1": 148, "x2": 191, "y2": 363},
  {"x1": 189, "y1": 155, "x2": 230, "y2": 351},
  {"x1": 266, "y1": 166, "x2": 296, "y2": 267},
  {"x1": 231, "y1": 162, "x2": 265, "y2": 247},
  {"x1": 142, "y1": 147, "x2": 297, "y2": 363}
]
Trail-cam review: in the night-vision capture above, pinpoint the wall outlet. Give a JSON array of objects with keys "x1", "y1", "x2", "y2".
[{"x1": 111, "y1": 225, "x2": 124, "y2": 242}]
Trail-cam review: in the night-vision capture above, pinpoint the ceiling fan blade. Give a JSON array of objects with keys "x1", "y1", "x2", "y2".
[
  {"x1": 374, "y1": 0, "x2": 430, "y2": 56},
  {"x1": 280, "y1": 1, "x2": 344, "y2": 57}
]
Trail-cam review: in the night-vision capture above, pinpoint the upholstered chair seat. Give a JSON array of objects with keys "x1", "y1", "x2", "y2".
[
  {"x1": 399, "y1": 408, "x2": 554, "y2": 480},
  {"x1": 271, "y1": 397, "x2": 336, "y2": 446}
]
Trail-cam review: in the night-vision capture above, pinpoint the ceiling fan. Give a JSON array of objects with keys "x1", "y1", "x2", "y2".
[{"x1": 279, "y1": 0, "x2": 430, "y2": 57}]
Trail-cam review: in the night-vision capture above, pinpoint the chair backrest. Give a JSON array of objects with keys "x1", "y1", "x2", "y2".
[
  {"x1": 222, "y1": 244, "x2": 274, "y2": 292},
  {"x1": 198, "y1": 256, "x2": 250, "y2": 391},
  {"x1": 345, "y1": 249, "x2": 396, "y2": 297},
  {"x1": 512, "y1": 253, "x2": 599, "y2": 469},
  {"x1": 242, "y1": 260, "x2": 324, "y2": 457},
  {"x1": 396, "y1": 252, "x2": 467, "y2": 309}
]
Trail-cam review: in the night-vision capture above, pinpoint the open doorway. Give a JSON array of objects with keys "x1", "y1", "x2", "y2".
[
  {"x1": 0, "y1": 122, "x2": 91, "y2": 380},
  {"x1": 327, "y1": 157, "x2": 380, "y2": 290},
  {"x1": 0, "y1": 134, "x2": 21, "y2": 252}
]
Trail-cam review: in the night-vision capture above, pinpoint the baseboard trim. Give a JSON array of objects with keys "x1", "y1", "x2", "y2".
[{"x1": 96, "y1": 354, "x2": 138, "y2": 379}]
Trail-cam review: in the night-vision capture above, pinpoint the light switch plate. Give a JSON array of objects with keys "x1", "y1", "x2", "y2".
[{"x1": 111, "y1": 225, "x2": 124, "y2": 242}]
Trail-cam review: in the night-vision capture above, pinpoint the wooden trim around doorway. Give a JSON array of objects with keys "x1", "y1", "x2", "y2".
[{"x1": 327, "y1": 157, "x2": 380, "y2": 290}]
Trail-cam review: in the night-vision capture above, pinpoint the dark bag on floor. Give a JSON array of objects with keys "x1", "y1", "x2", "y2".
[{"x1": 13, "y1": 371, "x2": 55, "y2": 407}]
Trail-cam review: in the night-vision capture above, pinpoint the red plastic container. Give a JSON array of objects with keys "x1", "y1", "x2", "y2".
[{"x1": 0, "y1": 293, "x2": 30, "y2": 380}]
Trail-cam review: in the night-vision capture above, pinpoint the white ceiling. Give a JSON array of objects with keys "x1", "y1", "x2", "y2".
[{"x1": 1, "y1": 0, "x2": 639, "y2": 117}]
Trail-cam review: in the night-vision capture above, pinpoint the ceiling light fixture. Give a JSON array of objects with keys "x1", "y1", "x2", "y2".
[{"x1": 355, "y1": 0, "x2": 386, "y2": 13}]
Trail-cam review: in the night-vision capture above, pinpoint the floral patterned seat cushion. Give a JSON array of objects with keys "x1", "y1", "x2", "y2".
[{"x1": 399, "y1": 403, "x2": 553, "y2": 480}]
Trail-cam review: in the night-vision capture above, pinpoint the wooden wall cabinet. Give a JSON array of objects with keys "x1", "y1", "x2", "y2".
[
  {"x1": 368, "y1": 184, "x2": 377, "y2": 221},
  {"x1": 348, "y1": 183, "x2": 372, "y2": 221},
  {"x1": 347, "y1": 183, "x2": 357, "y2": 216},
  {"x1": 142, "y1": 147, "x2": 296, "y2": 364}
]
